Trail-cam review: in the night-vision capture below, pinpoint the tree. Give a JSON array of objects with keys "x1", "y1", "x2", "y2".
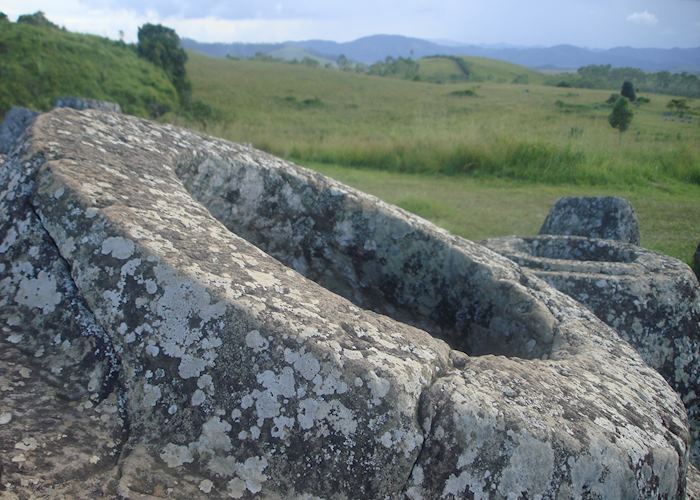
[
  {"x1": 621, "y1": 81, "x2": 636, "y2": 101},
  {"x1": 17, "y1": 11, "x2": 59, "y2": 28},
  {"x1": 137, "y1": 24, "x2": 191, "y2": 103},
  {"x1": 0, "y1": 12, "x2": 8, "y2": 22},
  {"x1": 337, "y1": 54, "x2": 352, "y2": 71},
  {"x1": 608, "y1": 97, "x2": 634, "y2": 144}
]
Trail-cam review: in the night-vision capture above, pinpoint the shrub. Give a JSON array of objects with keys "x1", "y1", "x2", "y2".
[{"x1": 449, "y1": 89, "x2": 477, "y2": 97}]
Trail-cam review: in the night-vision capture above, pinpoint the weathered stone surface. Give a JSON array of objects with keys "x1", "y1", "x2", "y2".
[
  {"x1": 694, "y1": 241, "x2": 700, "y2": 280},
  {"x1": 0, "y1": 108, "x2": 692, "y2": 497},
  {"x1": 53, "y1": 96, "x2": 122, "y2": 113},
  {"x1": 0, "y1": 107, "x2": 38, "y2": 154},
  {"x1": 484, "y1": 234, "x2": 700, "y2": 467},
  {"x1": 688, "y1": 464, "x2": 700, "y2": 499},
  {"x1": 539, "y1": 196, "x2": 641, "y2": 244},
  {"x1": 0, "y1": 338, "x2": 125, "y2": 498}
]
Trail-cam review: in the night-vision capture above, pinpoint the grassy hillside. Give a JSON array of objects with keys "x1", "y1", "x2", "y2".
[
  {"x1": 183, "y1": 52, "x2": 700, "y2": 186},
  {"x1": 0, "y1": 22, "x2": 179, "y2": 117},
  {"x1": 418, "y1": 56, "x2": 547, "y2": 85},
  {"x1": 179, "y1": 52, "x2": 700, "y2": 263}
]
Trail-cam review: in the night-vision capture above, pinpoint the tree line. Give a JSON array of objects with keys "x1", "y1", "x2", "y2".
[{"x1": 556, "y1": 65, "x2": 700, "y2": 98}]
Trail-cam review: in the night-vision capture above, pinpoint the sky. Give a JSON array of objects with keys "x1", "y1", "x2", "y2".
[{"x1": 2, "y1": 0, "x2": 700, "y2": 48}]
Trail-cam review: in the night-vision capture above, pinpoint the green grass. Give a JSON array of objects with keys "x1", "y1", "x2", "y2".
[
  {"x1": 308, "y1": 163, "x2": 700, "y2": 265},
  {"x1": 418, "y1": 56, "x2": 547, "y2": 85},
  {"x1": 0, "y1": 22, "x2": 179, "y2": 117},
  {"x1": 182, "y1": 52, "x2": 700, "y2": 187}
]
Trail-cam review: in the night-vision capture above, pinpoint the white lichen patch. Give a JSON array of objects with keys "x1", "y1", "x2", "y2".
[
  {"x1": 191, "y1": 389, "x2": 206, "y2": 406},
  {"x1": 100, "y1": 236, "x2": 135, "y2": 260},
  {"x1": 199, "y1": 479, "x2": 213, "y2": 493},
  {"x1": 0, "y1": 227, "x2": 17, "y2": 253},
  {"x1": 284, "y1": 348, "x2": 320, "y2": 381},
  {"x1": 14, "y1": 437, "x2": 38, "y2": 451},
  {"x1": 245, "y1": 330, "x2": 269, "y2": 352},
  {"x1": 15, "y1": 271, "x2": 62, "y2": 314},
  {"x1": 142, "y1": 383, "x2": 162, "y2": 407},
  {"x1": 366, "y1": 372, "x2": 391, "y2": 405},
  {"x1": 497, "y1": 433, "x2": 555, "y2": 497},
  {"x1": 160, "y1": 443, "x2": 194, "y2": 468}
]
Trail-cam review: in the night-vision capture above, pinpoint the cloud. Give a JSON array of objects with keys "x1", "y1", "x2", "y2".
[
  {"x1": 2, "y1": 1, "x2": 319, "y2": 43},
  {"x1": 626, "y1": 10, "x2": 659, "y2": 25}
]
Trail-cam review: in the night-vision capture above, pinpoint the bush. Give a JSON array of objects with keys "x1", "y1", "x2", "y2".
[
  {"x1": 182, "y1": 99, "x2": 217, "y2": 123},
  {"x1": 449, "y1": 89, "x2": 477, "y2": 97},
  {"x1": 667, "y1": 98, "x2": 690, "y2": 116}
]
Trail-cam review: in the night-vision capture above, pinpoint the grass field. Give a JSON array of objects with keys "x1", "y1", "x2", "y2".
[
  {"x1": 183, "y1": 52, "x2": 700, "y2": 186},
  {"x1": 176, "y1": 52, "x2": 700, "y2": 264}
]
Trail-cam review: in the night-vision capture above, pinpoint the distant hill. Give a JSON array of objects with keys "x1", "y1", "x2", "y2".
[
  {"x1": 182, "y1": 34, "x2": 700, "y2": 73},
  {"x1": 0, "y1": 21, "x2": 179, "y2": 117},
  {"x1": 417, "y1": 56, "x2": 547, "y2": 84}
]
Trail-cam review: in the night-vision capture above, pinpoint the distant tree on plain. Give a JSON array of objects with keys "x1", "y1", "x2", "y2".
[
  {"x1": 0, "y1": 12, "x2": 8, "y2": 22},
  {"x1": 337, "y1": 54, "x2": 352, "y2": 71},
  {"x1": 608, "y1": 97, "x2": 634, "y2": 144},
  {"x1": 621, "y1": 81, "x2": 637, "y2": 101}
]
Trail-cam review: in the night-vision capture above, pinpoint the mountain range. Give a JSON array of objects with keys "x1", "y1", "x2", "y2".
[{"x1": 182, "y1": 34, "x2": 700, "y2": 73}]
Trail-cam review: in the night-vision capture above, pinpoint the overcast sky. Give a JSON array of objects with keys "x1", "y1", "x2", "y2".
[{"x1": 3, "y1": 0, "x2": 700, "y2": 48}]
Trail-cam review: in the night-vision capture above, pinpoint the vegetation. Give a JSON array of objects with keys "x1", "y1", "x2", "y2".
[
  {"x1": 137, "y1": 24, "x2": 191, "y2": 103},
  {"x1": 0, "y1": 19, "x2": 179, "y2": 117},
  {"x1": 621, "y1": 81, "x2": 636, "y2": 102},
  {"x1": 554, "y1": 65, "x2": 700, "y2": 98},
  {"x1": 16, "y1": 11, "x2": 59, "y2": 29},
  {"x1": 181, "y1": 52, "x2": 700, "y2": 187},
  {"x1": 608, "y1": 97, "x2": 634, "y2": 143},
  {"x1": 417, "y1": 56, "x2": 546, "y2": 85},
  {"x1": 368, "y1": 56, "x2": 420, "y2": 80},
  {"x1": 668, "y1": 98, "x2": 691, "y2": 117}
]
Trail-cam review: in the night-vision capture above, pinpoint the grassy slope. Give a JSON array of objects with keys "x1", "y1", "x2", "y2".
[
  {"x1": 418, "y1": 56, "x2": 547, "y2": 85},
  {"x1": 180, "y1": 52, "x2": 699, "y2": 263},
  {"x1": 185, "y1": 52, "x2": 699, "y2": 185},
  {"x1": 0, "y1": 22, "x2": 179, "y2": 117}
]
